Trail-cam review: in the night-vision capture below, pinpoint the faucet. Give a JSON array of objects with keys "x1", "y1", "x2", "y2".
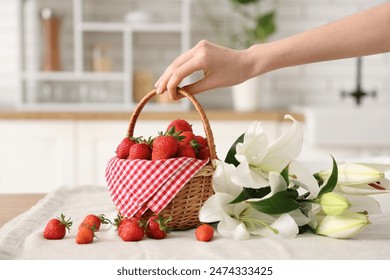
[{"x1": 341, "y1": 57, "x2": 376, "y2": 106}]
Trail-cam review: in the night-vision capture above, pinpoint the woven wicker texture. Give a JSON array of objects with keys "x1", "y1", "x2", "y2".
[{"x1": 127, "y1": 88, "x2": 216, "y2": 230}]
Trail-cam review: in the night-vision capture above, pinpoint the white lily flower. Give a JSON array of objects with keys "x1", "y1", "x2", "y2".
[
  {"x1": 316, "y1": 212, "x2": 370, "y2": 239},
  {"x1": 232, "y1": 115, "x2": 304, "y2": 189},
  {"x1": 201, "y1": 170, "x2": 301, "y2": 240}
]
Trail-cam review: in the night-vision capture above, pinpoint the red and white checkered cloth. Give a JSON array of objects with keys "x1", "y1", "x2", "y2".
[{"x1": 105, "y1": 156, "x2": 209, "y2": 218}]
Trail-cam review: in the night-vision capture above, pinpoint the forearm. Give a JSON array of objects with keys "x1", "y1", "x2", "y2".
[{"x1": 250, "y1": 2, "x2": 390, "y2": 76}]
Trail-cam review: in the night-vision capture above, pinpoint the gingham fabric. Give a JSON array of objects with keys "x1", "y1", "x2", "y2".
[{"x1": 105, "y1": 156, "x2": 209, "y2": 218}]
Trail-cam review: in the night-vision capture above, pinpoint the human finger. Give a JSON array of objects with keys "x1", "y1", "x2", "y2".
[{"x1": 165, "y1": 57, "x2": 205, "y2": 100}]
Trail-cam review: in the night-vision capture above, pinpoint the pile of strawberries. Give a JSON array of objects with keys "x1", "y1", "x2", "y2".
[
  {"x1": 115, "y1": 119, "x2": 210, "y2": 161},
  {"x1": 42, "y1": 213, "x2": 214, "y2": 243},
  {"x1": 115, "y1": 214, "x2": 171, "y2": 241}
]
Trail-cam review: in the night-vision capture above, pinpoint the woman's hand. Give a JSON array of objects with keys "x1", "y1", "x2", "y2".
[{"x1": 155, "y1": 40, "x2": 255, "y2": 100}]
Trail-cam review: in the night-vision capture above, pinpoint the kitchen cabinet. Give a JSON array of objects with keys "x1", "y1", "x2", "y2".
[
  {"x1": 0, "y1": 120, "x2": 75, "y2": 193},
  {"x1": 17, "y1": 0, "x2": 191, "y2": 111}
]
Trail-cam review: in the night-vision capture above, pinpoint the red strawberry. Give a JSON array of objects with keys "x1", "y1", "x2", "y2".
[
  {"x1": 119, "y1": 218, "x2": 145, "y2": 242},
  {"x1": 145, "y1": 215, "x2": 171, "y2": 240},
  {"x1": 79, "y1": 214, "x2": 111, "y2": 231},
  {"x1": 128, "y1": 142, "x2": 151, "y2": 160},
  {"x1": 179, "y1": 131, "x2": 196, "y2": 146},
  {"x1": 197, "y1": 147, "x2": 211, "y2": 160},
  {"x1": 194, "y1": 135, "x2": 208, "y2": 150},
  {"x1": 152, "y1": 135, "x2": 179, "y2": 160},
  {"x1": 166, "y1": 119, "x2": 193, "y2": 133},
  {"x1": 177, "y1": 144, "x2": 196, "y2": 158},
  {"x1": 195, "y1": 224, "x2": 214, "y2": 242},
  {"x1": 43, "y1": 214, "x2": 72, "y2": 240},
  {"x1": 76, "y1": 225, "x2": 95, "y2": 244},
  {"x1": 115, "y1": 215, "x2": 139, "y2": 235},
  {"x1": 116, "y1": 137, "x2": 136, "y2": 159}
]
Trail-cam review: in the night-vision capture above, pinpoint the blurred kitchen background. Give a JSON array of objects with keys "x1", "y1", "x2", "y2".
[{"x1": 0, "y1": 0, "x2": 389, "y2": 193}]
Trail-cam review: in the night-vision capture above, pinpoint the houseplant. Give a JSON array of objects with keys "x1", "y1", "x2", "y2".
[{"x1": 201, "y1": 0, "x2": 277, "y2": 111}]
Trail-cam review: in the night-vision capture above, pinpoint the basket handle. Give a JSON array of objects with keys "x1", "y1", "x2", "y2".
[{"x1": 127, "y1": 88, "x2": 217, "y2": 160}]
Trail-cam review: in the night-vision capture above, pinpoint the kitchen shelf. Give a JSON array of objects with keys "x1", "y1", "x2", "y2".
[
  {"x1": 81, "y1": 22, "x2": 183, "y2": 32},
  {"x1": 17, "y1": 0, "x2": 192, "y2": 110},
  {"x1": 21, "y1": 72, "x2": 127, "y2": 81}
]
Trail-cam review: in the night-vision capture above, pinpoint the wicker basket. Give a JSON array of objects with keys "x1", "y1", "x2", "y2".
[{"x1": 125, "y1": 88, "x2": 217, "y2": 230}]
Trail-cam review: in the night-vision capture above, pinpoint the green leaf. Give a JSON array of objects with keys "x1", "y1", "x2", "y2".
[
  {"x1": 255, "y1": 12, "x2": 276, "y2": 42},
  {"x1": 230, "y1": 187, "x2": 271, "y2": 204},
  {"x1": 317, "y1": 156, "x2": 339, "y2": 198},
  {"x1": 248, "y1": 189, "x2": 299, "y2": 214},
  {"x1": 280, "y1": 164, "x2": 290, "y2": 185},
  {"x1": 224, "y1": 133, "x2": 244, "y2": 167}
]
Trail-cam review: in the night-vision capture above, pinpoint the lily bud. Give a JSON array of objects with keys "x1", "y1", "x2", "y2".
[
  {"x1": 318, "y1": 163, "x2": 384, "y2": 185},
  {"x1": 316, "y1": 212, "x2": 370, "y2": 239},
  {"x1": 320, "y1": 193, "x2": 350, "y2": 215}
]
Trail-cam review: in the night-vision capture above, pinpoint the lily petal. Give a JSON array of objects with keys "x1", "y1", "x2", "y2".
[
  {"x1": 250, "y1": 171, "x2": 287, "y2": 201},
  {"x1": 199, "y1": 193, "x2": 233, "y2": 223},
  {"x1": 343, "y1": 194, "x2": 381, "y2": 214},
  {"x1": 289, "y1": 160, "x2": 320, "y2": 199},
  {"x1": 338, "y1": 178, "x2": 390, "y2": 195},
  {"x1": 288, "y1": 209, "x2": 312, "y2": 226},
  {"x1": 231, "y1": 157, "x2": 269, "y2": 188},
  {"x1": 235, "y1": 121, "x2": 268, "y2": 165},
  {"x1": 212, "y1": 160, "x2": 242, "y2": 196},
  {"x1": 218, "y1": 215, "x2": 251, "y2": 240},
  {"x1": 250, "y1": 214, "x2": 299, "y2": 239},
  {"x1": 261, "y1": 115, "x2": 304, "y2": 172}
]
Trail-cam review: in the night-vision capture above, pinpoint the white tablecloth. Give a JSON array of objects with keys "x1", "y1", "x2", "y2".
[{"x1": 1, "y1": 185, "x2": 390, "y2": 260}]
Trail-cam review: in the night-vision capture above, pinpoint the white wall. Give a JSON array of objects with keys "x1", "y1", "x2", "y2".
[
  {"x1": 0, "y1": 1, "x2": 19, "y2": 107},
  {"x1": 1, "y1": 0, "x2": 389, "y2": 109}
]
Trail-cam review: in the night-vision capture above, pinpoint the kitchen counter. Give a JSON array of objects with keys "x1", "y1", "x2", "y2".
[
  {"x1": 0, "y1": 194, "x2": 45, "y2": 228},
  {"x1": 0, "y1": 109, "x2": 304, "y2": 121},
  {"x1": 1, "y1": 185, "x2": 390, "y2": 260}
]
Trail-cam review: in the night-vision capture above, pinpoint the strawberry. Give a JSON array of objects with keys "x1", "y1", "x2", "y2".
[
  {"x1": 114, "y1": 215, "x2": 139, "y2": 235},
  {"x1": 179, "y1": 131, "x2": 196, "y2": 146},
  {"x1": 177, "y1": 144, "x2": 196, "y2": 158},
  {"x1": 76, "y1": 225, "x2": 95, "y2": 244},
  {"x1": 79, "y1": 214, "x2": 111, "y2": 231},
  {"x1": 116, "y1": 137, "x2": 136, "y2": 159},
  {"x1": 195, "y1": 224, "x2": 214, "y2": 242},
  {"x1": 145, "y1": 215, "x2": 171, "y2": 240},
  {"x1": 152, "y1": 135, "x2": 179, "y2": 160},
  {"x1": 166, "y1": 119, "x2": 193, "y2": 134},
  {"x1": 119, "y1": 217, "x2": 145, "y2": 242},
  {"x1": 194, "y1": 135, "x2": 208, "y2": 150},
  {"x1": 197, "y1": 147, "x2": 211, "y2": 160},
  {"x1": 43, "y1": 214, "x2": 72, "y2": 240},
  {"x1": 128, "y1": 142, "x2": 151, "y2": 160}
]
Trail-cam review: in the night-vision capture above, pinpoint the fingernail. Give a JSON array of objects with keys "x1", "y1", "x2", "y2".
[{"x1": 155, "y1": 88, "x2": 162, "y2": 95}]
